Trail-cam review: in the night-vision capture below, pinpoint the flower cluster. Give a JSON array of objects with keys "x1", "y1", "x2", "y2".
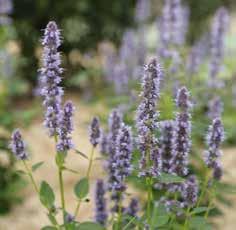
[
  {"x1": 10, "y1": 129, "x2": 28, "y2": 160},
  {"x1": 181, "y1": 175, "x2": 198, "y2": 207},
  {"x1": 159, "y1": 120, "x2": 176, "y2": 174},
  {"x1": 95, "y1": 179, "x2": 108, "y2": 226},
  {"x1": 56, "y1": 101, "x2": 74, "y2": 152},
  {"x1": 171, "y1": 87, "x2": 192, "y2": 176},
  {"x1": 204, "y1": 118, "x2": 225, "y2": 180},
  {"x1": 39, "y1": 21, "x2": 64, "y2": 137},
  {"x1": 0, "y1": 0, "x2": 13, "y2": 25},
  {"x1": 209, "y1": 7, "x2": 229, "y2": 88},
  {"x1": 136, "y1": 58, "x2": 162, "y2": 177},
  {"x1": 135, "y1": 0, "x2": 150, "y2": 24},
  {"x1": 89, "y1": 117, "x2": 101, "y2": 147},
  {"x1": 125, "y1": 198, "x2": 139, "y2": 217},
  {"x1": 208, "y1": 96, "x2": 223, "y2": 120}
]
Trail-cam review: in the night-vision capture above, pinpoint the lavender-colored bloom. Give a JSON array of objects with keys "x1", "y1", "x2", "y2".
[
  {"x1": 95, "y1": 180, "x2": 107, "y2": 226},
  {"x1": 209, "y1": 7, "x2": 229, "y2": 88},
  {"x1": 39, "y1": 21, "x2": 64, "y2": 136},
  {"x1": 171, "y1": 87, "x2": 192, "y2": 176},
  {"x1": 135, "y1": 0, "x2": 150, "y2": 24},
  {"x1": 208, "y1": 96, "x2": 223, "y2": 120},
  {"x1": 56, "y1": 101, "x2": 74, "y2": 152},
  {"x1": 10, "y1": 129, "x2": 28, "y2": 160},
  {"x1": 181, "y1": 175, "x2": 198, "y2": 207},
  {"x1": 99, "y1": 131, "x2": 109, "y2": 156},
  {"x1": 65, "y1": 213, "x2": 75, "y2": 223},
  {"x1": 126, "y1": 198, "x2": 139, "y2": 217},
  {"x1": 111, "y1": 125, "x2": 133, "y2": 192},
  {"x1": 159, "y1": 120, "x2": 176, "y2": 174},
  {"x1": 204, "y1": 118, "x2": 224, "y2": 180},
  {"x1": 136, "y1": 59, "x2": 162, "y2": 177},
  {"x1": 0, "y1": 0, "x2": 12, "y2": 14},
  {"x1": 213, "y1": 161, "x2": 223, "y2": 180},
  {"x1": 89, "y1": 117, "x2": 101, "y2": 147}
]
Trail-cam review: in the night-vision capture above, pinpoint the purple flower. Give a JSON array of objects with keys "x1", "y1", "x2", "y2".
[
  {"x1": 159, "y1": 120, "x2": 176, "y2": 174},
  {"x1": 181, "y1": 175, "x2": 198, "y2": 207},
  {"x1": 111, "y1": 125, "x2": 133, "y2": 192},
  {"x1": 0, "y1": 0, "x2": 12, "y2": 14},
  {"x1": 136, "y1": 59, "x2": 162, "y2": 177},
  {"x1": 126, "y1": 198, "x2": 139, "y2": 217},
  {"x1": 209, "y1": 7, "x2": 229, "y2": 88},
  {"x1": 39, "y1": 21, "x2": 64, "y2": 136},
  {"x1": 95, "y1": 179, "x2": 108, "y2": 226},
  {"x1": 56, "y1": 101, "x2": 74, "y2": 152},
  {"x1": 99, "y1": 131, "x2": 109, "y2": 156},
  {"x1": 65, "y1": 213, "x2": 75, "y2": 223},
  {"x1": 10, "y1": 129, "x2": 28, "y2": 160},
  {"x1": 89, "y1": 117, "x2": 101, "y2": 147},
  {"x1": 208, "y1": 96, "x2": 223, "y2": 120},
  {"x1": 135, "y1": 0, "x2": 150, "y2": 24},
  {"x1": 171, "y1": 86, "x2": 192, "y2": 176},
  {"x1": 204, "y1": 118, "x2": 224, "y2": 180}
]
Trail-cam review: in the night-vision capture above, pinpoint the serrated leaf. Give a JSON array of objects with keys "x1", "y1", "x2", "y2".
[
  {"x1": 74, "y1": 177, "x2": 89, "y2": 199},
  {"x1": 191, "y1": 207, "x2": 208, "y2": 215},
  {"x1": 78, "y1": 222, "x2": 105, "y2": 230},
  {"x1": 40, "y1": 181, "x2": 55, "y2": 208},
  {"x1": 159, "y1": 173, "x2": 184, "y2": 183},
  {"x1": 74, "y1": 149, "x2": 88, "y2": 160},
  {"x1": 32, "y1": 161, "x2": 44, "y2": 172}
]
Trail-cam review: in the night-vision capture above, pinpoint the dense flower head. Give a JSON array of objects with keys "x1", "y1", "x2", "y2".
[
  {"x1": 110, "y1": 124, "x2": 133, "y2": 192},
  {"x1": 39, "y1": 21, "x2": 64, "y2": 136},
  {"x1": 0, "y1": 0, "x2": 12, "y2": 24},
  {"x1": 209, "y1": 7, "x2": 229, "y2": 88},
  {"x1": 181, "y1": 175, "x2": 198, "y2": 207},
  {"x1": 95, "y1": 179, "x2": 107, "y2": 226},
  {"x1": 171, "y1": 86, "x2": 192, "y2": 176},
  {"x1": 159, "y1": 120, "x2": 176, "y2": 173},
  {"x1": 56, "y1": 101, "x2": 74, "y2": 152},
  {"x1": 204, "y1": 118, "x2": 224, "y2": 177},
  {"x1": 208, "y1": 96, "x2": 223, "y2": 120},
  {"x1": 125, "y1": 198, "x2": 139, "y2": 217},
  {"x1": 10, "y1": 129, "x2": 28, "y2": 160},
  {"x1": 136, "y1": 59, "x2": 162, "y2": 177},
  {"x1": 99, "y1": 131, "x2": 109, "y2": 156},
  {"x1": 89, "y1": 117, "x2": 101, "y2": 147}
]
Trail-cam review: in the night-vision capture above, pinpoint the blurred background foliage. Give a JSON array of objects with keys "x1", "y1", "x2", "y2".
[{"x1": 9, "y1": 0, "x2": 236, "y2": 89}]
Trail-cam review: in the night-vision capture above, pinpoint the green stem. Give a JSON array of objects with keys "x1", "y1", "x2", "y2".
[
  {"x1": 116, "y1": 192, "x2": 123, "y2": 230},
  {"x1": 146, "y1": 177, "x2": 153, "y2": 229},
  {"x1": 22, "y1": 160, "x2": 39, "y2": 194},
  {"x1": 183, "y1": 207, "x2": 191, "y2": 230},
  {"x1": 74, "y1": 147, "x2": 95, "y2": 218},
  {"x1": 196, "y1": 170, "x2": 210, "y2": 208},
  {"x1": 58, "y1": 167, "x2": 65, "y2": 211},
  {"x1": 204, "y1": 184, "x2": 215, "y2": 219}
]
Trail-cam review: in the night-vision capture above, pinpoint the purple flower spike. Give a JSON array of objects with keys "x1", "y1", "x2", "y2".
[
  {"x1": 89, "y1": 117, "x2": 101, "y2": 147},
  {"x1": 10, "y1": 129, "x2": 28, "y2": 160},
  {"x1": 95, "y1": 179, "x2": 107, "y2": 226},
  {"x1": 159, "y1": 120, "x2": 176, "y2": 174},
  {"x1": 39, "y1": 21, "x2": 64, "y2": 136},
  {"x1": 209, "y1": 7, "x2": 229, "y2": 88},
  {"x1": 181, "y1": 175, "x2": 198, "y2": 207},
  {"x1": 126, "y1": 198, "x2": 139, "y2": 217},
  {"x1": 135, "y1": 0, "x2": 150, "y2": 24},
  {"x1": 171, "y1": 86, "x2": 192, "y2": 176},
  {"x1": 56, "y1": 101, "x2": 74, "y2": 152},
  {"x1": 204, "y1": 118, "x2": 224, "y2": 180},
  {"x1": 208, "y1": 96, "x2": 223, "y2": 120},
  {"x1": 136, "y1": 59, "x2": 162, "y2": 177}
]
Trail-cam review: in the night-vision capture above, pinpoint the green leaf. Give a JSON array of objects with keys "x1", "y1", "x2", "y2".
[
  {"x1": 74, "y1": 177, "x2": 89, "y2": 199},
  {"x1": 78, "y1": 222, "x2": 105, "y2": 230},
  {"x1": 74, "y1": 149, "x2": 88, "y2": 160},
  {"x1": 32, "y1": 161, "x2": 44, "y2": 172},
  {"x1": 15, "y1": 170, "x2": 27, "y2": 175},
  {"x1": 40, "y1": 181, "x2": 55, "y2": 208},
  {"x1": 47, "y1": 213, "x2": 57, "y2": 226},
  {"x1": 191, "y1": 207, "x2": 208, "y2": 215},
  {"x1": 151, "y1": 203, "x2": 169, "y2": 228},
  {"x1": 189, "y1": 217, "x2": 212, "y2": 230},
  {"x1": 41, "y1": 226, "x2": 57, "y2": 230},
  {"x1": 158, "y1": 173, "x2": 184, "y2": 183}
]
